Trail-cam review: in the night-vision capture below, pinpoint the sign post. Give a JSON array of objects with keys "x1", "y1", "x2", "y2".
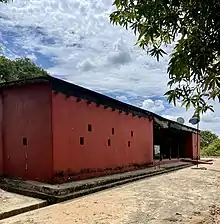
[{"x1": 189, "y1": 112, "x2": 200, "y2": 168}]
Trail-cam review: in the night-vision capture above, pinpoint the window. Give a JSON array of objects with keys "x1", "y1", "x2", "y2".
[
  {"x1": 108, "y1": 138, "x2": 111, "y2": 146},
  {"x1": 80, "y1": 137, "x2": 84, "y2": 145},
  {"x1": 88, "y1": 124, "x2": 92, "y2": 132},
  {"x1": 112, "y1": 128, "x2": 115, "y2": 135},
  {"x1": 128, "y1": 141, "x2": 131, "y2": 147},
  {"x1": 131, "y1": 131, "x2": 134, "y2": 137},
  {"x1": 23, "y1": 137, "x2": 27, "y2": 146}
]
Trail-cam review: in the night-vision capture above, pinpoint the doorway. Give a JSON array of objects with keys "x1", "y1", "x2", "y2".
[{"x1": 153, "y1": 122, "x2": 191, "y2": 161}]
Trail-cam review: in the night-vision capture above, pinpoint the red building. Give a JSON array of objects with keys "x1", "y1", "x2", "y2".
[{"x1": 0, "y1": 76, "x2": 200, "y2": 183}]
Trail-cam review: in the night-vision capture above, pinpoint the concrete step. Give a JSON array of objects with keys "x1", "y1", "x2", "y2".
[
  {"x1": 0, "y1": 189, "x2": 47, "y2": 221},
  {"x1": 0, "y1": 162, "x2": 192, "y2": 204}
]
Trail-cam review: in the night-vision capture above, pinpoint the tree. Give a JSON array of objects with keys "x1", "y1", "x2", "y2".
[
  {"x1": 110, "y1": 0, "x2": 220, "y2": 114},
  {"x1": 0, "y1": 0, "x2": 48, "y2": 81},
  {"x1": 0, "y1": 56, "x2": 48, "y2": 82},
  {"x1": 200, "y1": 130, "x2": 218, "y2": 149},
  {"x1": 0, "y1": 0, "x2": 12, "y2": 3},
  {"x1": 201, "y1": 139, "x2": 220, "y2": 157},
  {"x1": 0, "y1": 1, "x2": 47, "y2": 82}
]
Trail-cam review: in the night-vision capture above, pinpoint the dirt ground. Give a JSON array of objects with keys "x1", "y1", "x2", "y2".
[
  {"x1": 1, "y1": 159, "x2": 220, "y2": 224},
  {"x1": 0, "y1": 188, "x2": 45, "y2": 218}
]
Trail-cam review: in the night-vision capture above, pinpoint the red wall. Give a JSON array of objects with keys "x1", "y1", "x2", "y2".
[
  {"x1": 2, "y1": 83, "x2": 53, "y2": 181},
  {"x1": 0, "y1": 94, "x2": 3, "y2": 175},
  {"x1": 185, "y1": 132, "x2": 200, "y2": 159},
  {"x1": 52, "y1": 92, "x2": 153, "y2": 180},
  {"x1": 192, "y1": 133, "x2": 200, "y2": 159}
]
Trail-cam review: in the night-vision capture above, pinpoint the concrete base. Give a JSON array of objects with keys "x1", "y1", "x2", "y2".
[{"x1": 0, "y1": 162, "x2": 192, "y2": 204}]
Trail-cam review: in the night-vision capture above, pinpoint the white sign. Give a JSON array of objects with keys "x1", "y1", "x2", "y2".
[{"x1": 154, "y1": 145, "x2": 160, "y2": 155}]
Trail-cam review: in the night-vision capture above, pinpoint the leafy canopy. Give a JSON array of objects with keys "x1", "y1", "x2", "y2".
[
  {"x1": 0, "y1": 56, "x2": 48, "y2": 82},
  {"x1": 110, "y1": 0, "x2": 220, "y2": 114},
  {"x1": 201, "y1": 138, "x2": 220, "y2": 157},
  {"x1": 200, "y1": 130, "x2": 218, "y2": 149}
]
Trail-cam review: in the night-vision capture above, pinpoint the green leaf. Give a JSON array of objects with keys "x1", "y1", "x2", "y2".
[
  {"x1": 109, "y1": 0, "x2": 220, "y2": 113},
  {"x1": 186, "y1": 101, "x2": 191, "y2": 110},
  {"x1": 0, "y1": 56, "x2": 48, "y2": 82}
]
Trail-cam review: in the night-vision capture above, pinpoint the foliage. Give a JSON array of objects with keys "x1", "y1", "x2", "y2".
[
  {"x1": 201, "y1": 139, "x2": 220, "y2": 157},
  {"x1": 0, "y1": 56, "x2": 48, "y2": 82},
  {"x1": 110, "y1": 0, "x2": 220, "y2": 114},
  {"x1": 0, "y1": 0, "x2": 10, "y2": 3},
  {"x1": 0, "y1": 1, "x2": 47, "y2": 82},
  {"x1": 200, "y1": 130, "x2": 218, "y2": 149}
]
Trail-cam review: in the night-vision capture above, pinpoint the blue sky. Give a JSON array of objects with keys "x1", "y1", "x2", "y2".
[{"x1": 0, "y1": 0, "x2": 220, "y2": 135}]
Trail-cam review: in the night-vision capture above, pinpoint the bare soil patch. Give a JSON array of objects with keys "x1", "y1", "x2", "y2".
[
  {"x1": 1, "y1": 159, "x2": 220, "y2": 224},
  {"x1": 0, "y1": 189, "x2": 45, "y2": 220}
]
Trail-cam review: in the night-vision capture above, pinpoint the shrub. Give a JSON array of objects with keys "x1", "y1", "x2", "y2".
[{"x1": 201, "y1": 139, "x2": 220, "y2": 157}]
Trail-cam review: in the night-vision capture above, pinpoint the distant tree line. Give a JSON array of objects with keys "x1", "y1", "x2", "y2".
[
  {"x1": 0, "y1": 56, "x2": 48, "y2": 83},
  {"x1": 200, "y1": 130, "x2": 220, "y2": 157}
]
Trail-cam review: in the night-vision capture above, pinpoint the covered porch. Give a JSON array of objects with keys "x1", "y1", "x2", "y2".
[{"x1": 153, "y1": 118, "x2": 198, "y2": 161}]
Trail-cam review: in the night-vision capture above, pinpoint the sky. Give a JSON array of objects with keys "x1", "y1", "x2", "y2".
[{"x1": 0, "y1": 0, "x2": 220, "y2": 135}]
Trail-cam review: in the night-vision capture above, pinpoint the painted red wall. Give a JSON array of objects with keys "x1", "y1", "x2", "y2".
[
  {"x1": 2, "y1": 83, "x2": 53, "y2": 181},
  {"x1": 0, "y1": 94, "x2": 3, "y2": 175},
  {"x1": 52, "y1": 92, "x2": 153, "y2": 180},
  {"x1": 192, "y1": 133, "x2": 200, "y2": 159},
  {"x1": 185, "y1": 132, "x2": 200, "y2": 159}
]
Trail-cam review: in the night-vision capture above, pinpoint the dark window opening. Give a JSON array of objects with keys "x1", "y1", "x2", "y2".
[
  {"x1": 108, "y1": 138, "x2": 111, "y2": 146},
  {"x1": 23, "y1": 137, "x2": 27, "y2": 146},
  {"x1": 131, "y1": 131, "x2": 134, "y2": 137},
  {"x1": 112, "y1": 128, "x2": 115, "y2": 135},
  {"x1": 88, "y1": 124, "x2": 92, "y2": 132},
  {"x1": 80, "y1": 137, "x2": 84, "y2": 145},
  {"x1": 128, "y1": 141, "x2": 131, "y2": 147}
]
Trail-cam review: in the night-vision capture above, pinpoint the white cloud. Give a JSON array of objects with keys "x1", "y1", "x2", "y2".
[
  {"x1": 107, "y1": 51, "x2": 132, "y2": 65},
  {"x1": 1, "y1": 0, "x2": 220, "y2": 136},
  {"x1": 0, "y1": 0, "x2": 169, "y2": 95},
  {"x1": 162, "y1": 115, "x2": 179, "y2": 122},
  {"x1": 201, "y1": 110, "x2": 220, "y2": 123},
  {"x1": 107, "y1": 37, "x2": 132, "y2": 65},
  {"x1": 142, "y1": 99, "x2": 165, "y2": 113},
  {"x1": 77, "y1": 58, "x2": 96, "y2": 71},
  {"x1": 26, "y1": 53, "x2": 37, "y2": 62},
  {"x1": 115, "y1": 95, "x2": 128, "y2": 103}
]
